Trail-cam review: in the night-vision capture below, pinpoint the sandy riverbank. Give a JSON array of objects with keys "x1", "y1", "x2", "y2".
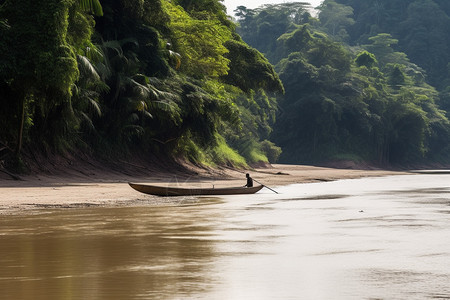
[{"x1": 0, "y1": 164, "x2": 409, "y2": 215}]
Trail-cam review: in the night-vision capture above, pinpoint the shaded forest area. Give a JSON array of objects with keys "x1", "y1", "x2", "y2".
[
  {"x1": 0, "y1": 0, "x2": 283, "y2": 173},
  {"x1": 237, "y1": 0, "x2": 450, "y2": 165},
  {"x1": 2, "y1": 0, "x2": 450, "y2": 175}
]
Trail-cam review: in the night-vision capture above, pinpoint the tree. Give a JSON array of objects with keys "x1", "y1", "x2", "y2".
[
  {"x1": 174, "y1": 0, "x2": 231, "y2": 27},
  {"x1": 165, "y1": 1, "x2": 231, "y2": 78},
  {"x1": 222, "y1": 39, "x2": 283, "y2": 94},
  {"x1": 0, "y1": 0, "x2": 79, "y2": 158},
  {"x1": 397, "y1": 0, "x2": 450, "y2": 88},
  {"x1": 235, "y1": 3, "x2": 310, "y2": 63},
  {"x1": 388, "y1": 64, "x2": 406, "y2": 88},
  {"x1": 236, "y1": 0, "x2": 450, "y2": 165},
  {"x1": 271, "y1": 26, "x2": 365, "y2": 163},
  {"x1": 355, "y1": 50, "x2": 377, "y2": 68},
  {"x1": 318, "y1": 0, "x2": 355, "y2": 41},
  {"x1": 333, "y1": 0, "x2": 450, "y2": 88}
]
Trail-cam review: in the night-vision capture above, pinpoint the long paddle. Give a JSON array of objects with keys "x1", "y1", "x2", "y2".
[{"x1": 253, "y1": 178, "x2": 279, "y2": 194}]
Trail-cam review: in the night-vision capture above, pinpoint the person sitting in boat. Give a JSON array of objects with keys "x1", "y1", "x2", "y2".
[{"x1": 244, "y1": 173, "x2": 253, "y2": 187}]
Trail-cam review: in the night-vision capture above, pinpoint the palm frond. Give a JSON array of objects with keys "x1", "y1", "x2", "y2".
[
  {"x1": 127, "y1": 114, "x2": 140, "y2": 124},
  {"x1": 78, "y1": 0, "x2": 103, "y2": 16},
  {"x1": 84, "y1": 44, "x2": 103, "y2": 62},
  {"x1": 0, "y1": 19, "x2": 10, "y2": 30},
  {"x1": 79, "y1": 112, "x2": 96, "y2": 132},
  {"x1": 136, "y1": 100, "x2": 147, "y2": 112},
  {"x1": 92, "y1": 80, "x2": 110, "y2": 94},
  {"x1": 122, "y1": 125, "x2": 145, "y2": 140},
  {"x1": 77, "y1": 55, "x2": 100, "y2": 81},
  {"x1": 86, "y1": 96, "x2": 102, "y2": 117},
  {"x1": 119, "y1": 38, "x2": 139, "y2": 48},
  {"x1": 142, "y1": 110, "x2": 153, "y2": 119},
  {"x1": 102, "y1": 40, "x2": 123, "y2": 56},
  {"x1": 169, "y1": 50, "x2": 182, "y2": 69}
]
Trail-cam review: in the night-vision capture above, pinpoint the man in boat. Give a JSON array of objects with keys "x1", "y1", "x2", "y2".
[{"x1": 244, "y1": 173, "x2": 253, "y2": 187}]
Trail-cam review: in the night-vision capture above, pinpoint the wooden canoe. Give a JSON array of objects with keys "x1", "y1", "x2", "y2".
[{"x1": 129, "y1": 182, "x2": 263, "y2": 196}]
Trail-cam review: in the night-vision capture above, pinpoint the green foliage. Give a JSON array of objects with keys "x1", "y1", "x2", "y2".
[
  {"x1": 78, "y1": 0, "x2": 103, "y2": 16},
  {"x1": 246, "y1": 148, "x2": 268, "y2": 164},
  {"x1": 388, "y1": 64, "x2": 407, "y2": 88},
  {"x1": 67, "y1": 3, "x2": 96, "y2": 54},
  {"x1": 174, "y1": 0, "x2": 232, "y2": 28},
  {"x1": 234, "y1": 2, "x2": 311, "y2": 63},
  {"x1": 0, "y1": 0, "x2": 80, "y2": 154},
  {"x1": 72, "y1": 54, "x2": 105, "y2": 135},
  {"x1": 165, "y1": 1, "x2": 231, "y2": 78},
  {"x1": 275, "y1": 25, "x2": 314, "y2": 61},
  {"x1": 207, "y1": 133, "x2": 247, "y2": 167},
  {"x1": 11, "y1": 0, "x2": 450, "y2": 170},
  {"x1": 234, "y1": 3, "x2": 450, "y2": 165},
  {"x1": 222, "y1": 39, "x2": 283, "y2": 94},
  {"x1": 0, "y1": 0, "x2": 287, "y2": 169},
  {"x1": 174, "y1": 132, "x2": 247, "y2": 167},
  {"x1": 364, "y1": 33, "x2": 409, "y2": 68},
  {"x1": 385, "y1": 91, "x2": 429, "y2": 162},
  {"x1": 317, "y1": 0, "x2": 355, "y2": 41},
  {"x1": 333, "y1": 0, "x2": 450, "y2": 88},
  {"x1": 355, "y1": 50, "x2": 377, "y2": 68},
  {"x1": 397, "y1": 0, "x2": 450, "y2": 88},
  {"x1": 260, "y1": 140, "x2": 282, "y2": 163}
]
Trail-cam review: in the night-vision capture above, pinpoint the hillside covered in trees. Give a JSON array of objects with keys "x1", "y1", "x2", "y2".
[
  {"x1": 2, "y1": 0, "x2": 450, "y2": 175},
  {"x1": 0, "y1": 0, "x2": 283, "y2": 173},
  {"x1": 236, "y1": 0, "x2": 450, "y2": 165}
]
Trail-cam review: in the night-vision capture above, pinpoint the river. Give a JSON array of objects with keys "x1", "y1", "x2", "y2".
[{"x1": 1, "y1": 174, "x2": 449, "y2": 299}]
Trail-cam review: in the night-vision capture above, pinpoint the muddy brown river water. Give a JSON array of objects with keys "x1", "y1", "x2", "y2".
[{"x1": 1, "y1": 174, "x2": 450, "y2": 299}]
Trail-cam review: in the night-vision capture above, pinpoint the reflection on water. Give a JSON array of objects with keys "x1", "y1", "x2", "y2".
[{"x1": 1, "y1": 174, "x2": 450, "y2": 299}]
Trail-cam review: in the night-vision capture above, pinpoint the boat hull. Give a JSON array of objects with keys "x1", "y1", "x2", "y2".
[{"x1": 129, "y1": 183, "x2": 263, "y2": 196}]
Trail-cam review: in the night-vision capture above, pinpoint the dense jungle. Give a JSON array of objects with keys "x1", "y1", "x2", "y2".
[{"x1": 1, "y1": 0, "x2": 450, "y2": 174}]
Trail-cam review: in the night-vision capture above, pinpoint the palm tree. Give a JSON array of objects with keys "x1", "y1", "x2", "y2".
[
  {"x1": 96, "y1": 39, "x2": 179, "y2": 144},
  {"x1": 72, "y1": 54, "x2": 106, "y2": 135}
]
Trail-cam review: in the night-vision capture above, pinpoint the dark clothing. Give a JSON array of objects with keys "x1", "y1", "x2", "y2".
[{"x1": 245, "y1": 176, "x2": 253, "y2": 187}]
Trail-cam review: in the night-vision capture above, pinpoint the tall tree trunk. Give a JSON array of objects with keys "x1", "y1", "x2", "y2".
[{"x1": 15, "y1": 96, "x2": 25, "y2": 157}]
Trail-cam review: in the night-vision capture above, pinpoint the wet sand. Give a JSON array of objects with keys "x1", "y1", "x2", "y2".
[{"x1": 0, "y1": 164, "x2": 408, "y2": 214}]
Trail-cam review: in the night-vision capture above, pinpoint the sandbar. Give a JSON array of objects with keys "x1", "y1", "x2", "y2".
[{"x1": 0, "y1": 163, "x2": 409, "y2": 215}]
